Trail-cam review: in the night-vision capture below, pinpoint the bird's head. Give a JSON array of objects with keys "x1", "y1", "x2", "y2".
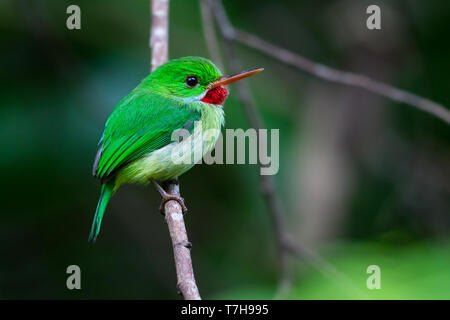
[{"x1": 141, "y1": 56, "x2": 263, "y2": 105}]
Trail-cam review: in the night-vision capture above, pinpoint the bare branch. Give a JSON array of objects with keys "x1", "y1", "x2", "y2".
[
  {"x1": 150, "y1": 0, "x2": 201, "y2": 300},
  {"x1": 213, "y1": 3, "x2": 450, "y2": 125},
  {"x1": 282, "y1": 235, "x2": 366, "y2": 297},
  {"x1": 150, "y1": 0, "x2": 169, "y2": 72},
  {"x1": 163, "y1": 181, "x2": 201, "y2": 300},
  {"x1": 209, "y1": 0, "x2": 361, "y2": 297},
  {"x1": 200, "y1": 0, "x2": 224, "y2": 70},
  {"x1": 208, "y1": 0, "x2": 292, "y2": 296}
]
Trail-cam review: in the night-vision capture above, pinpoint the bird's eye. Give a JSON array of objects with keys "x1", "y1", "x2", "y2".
[{"x1": 185, "y1": 75, "x2": 199, "y2": 88}]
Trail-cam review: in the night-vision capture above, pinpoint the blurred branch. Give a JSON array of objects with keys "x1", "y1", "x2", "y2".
[
  {"x1": 150, "y1": 0, "x2": 201, "y2": 300},
  {"x1": 207, "y1": 0, "x2": 360, "y2": 297},
  {"x1": 200, "y1": 0, "x2": 224, "y2": 70},
  {"x1": 212, "y1": 2, "x2": 450, "y2": 125},
  {"x1": 204, "y1": 0, "x2": 291, "y2": 295}
]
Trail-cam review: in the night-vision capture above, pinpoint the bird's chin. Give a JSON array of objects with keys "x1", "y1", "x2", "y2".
[{"x1": 200, "y1": 86, "x2": 229, "y2": 105}]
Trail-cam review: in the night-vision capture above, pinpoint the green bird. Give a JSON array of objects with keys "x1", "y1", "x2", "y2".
[{"x1": 90, "y1": 56, "x2": 263, "y2": 241}]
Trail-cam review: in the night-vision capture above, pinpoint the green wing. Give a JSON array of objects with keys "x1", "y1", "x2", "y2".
[{"x1": 93, "y1": 90, "x2": 201, "y2": 181}]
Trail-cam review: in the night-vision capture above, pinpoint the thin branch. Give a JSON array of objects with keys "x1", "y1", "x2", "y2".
[
  {"x1": 200, "y1": 0, "x2": 224, "y2": 70},
  {"x1": 241, "y1": 29, "x2": 450, "y2": 124},
  {"x1": 209, "y1": 0, "x2": 359, "y2": 297},
  {"x1": 208, "y1": 0, "x2": 292, "y2": 296},
  {"x1": 212, "y1": 3, "x2": 450, "y2": 125},
  {"x1": 234, "y1": 31, "x2": 450, "y2": 124},
  {"x1": 150, "y1": 0, "x2": 169, "y2": 71},
  {"x1": 150, "y1": 0, "x2": 201, "y2": 300}
]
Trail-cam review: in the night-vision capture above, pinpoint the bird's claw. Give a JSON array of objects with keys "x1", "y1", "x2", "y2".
[{"x1": 159, "y1": 195, "x2": 188, "y2": 215}]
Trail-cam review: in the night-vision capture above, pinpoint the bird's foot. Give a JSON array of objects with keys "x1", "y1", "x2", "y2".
[
  {"x1": 152, "y1": 180, "x2": 188, "y2": 215},
  {"x1": 159, "y1": 194, "x2": 188, "y2": 215}
]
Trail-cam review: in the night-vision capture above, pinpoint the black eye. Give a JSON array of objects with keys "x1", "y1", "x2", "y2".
[{"x1": 185, "y1": 75, "x2": 199, "y2": 88}]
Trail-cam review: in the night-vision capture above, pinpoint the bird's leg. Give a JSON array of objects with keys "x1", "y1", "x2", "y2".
[{"x1": 152, "y1": 179, "x2": 188, "y2": 215}]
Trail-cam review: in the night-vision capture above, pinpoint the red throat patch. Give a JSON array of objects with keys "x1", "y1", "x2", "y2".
[{"x1": 201, "y1": 86, "x2": 229, "y2": 105}]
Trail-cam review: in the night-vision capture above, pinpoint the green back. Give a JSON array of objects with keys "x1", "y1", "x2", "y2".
[{"x1": 93, "y1": 89, "x2": 201, "y2": 181}]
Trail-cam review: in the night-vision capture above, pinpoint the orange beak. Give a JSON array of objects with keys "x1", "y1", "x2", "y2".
[{"x1": 210, "y1": 68, "x2": 264, "y2": 88}]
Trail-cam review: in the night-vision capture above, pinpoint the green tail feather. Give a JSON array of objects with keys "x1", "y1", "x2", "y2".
[{"x1": 89, "y1": 181, "x2": 115, "y2": 242}]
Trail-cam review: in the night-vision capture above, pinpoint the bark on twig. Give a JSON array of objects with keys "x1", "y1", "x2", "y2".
[
  {"x1": 233, "y1": 30, "x2": 450, "y2": 125},
  {"x1": 150, "y1": 0, "x2": 169, "y2": 71},
  {"x1": 200, "y1": 0, "x2": 224, "y2": 70},
  {"x1": 207, "y1": 0, "x2": 292, "y2": 295},
  {"x1": 150, "y1": 0, "x2": 201, "y2": 300}
]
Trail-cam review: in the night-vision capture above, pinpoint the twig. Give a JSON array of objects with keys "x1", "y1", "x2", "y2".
[
  {"x1": 150, "y1": 0, "x2": 201, "y2": 300},
  {"x1": 219, "y1": 19, "x2": 450, "y2": 125},
  {"x1": 150, "y1": 0, "x2": 169, "y2": 71},
  {"x1": 200, "y1": 0, "x2": 224, "y2": 70},
  {"x1": 163, "y1": 181, "x2": 201, "y2": 300},
  {"x1": 207, "y1": 0, "x2": 292, "y2": 296},
  {"x1": 209, "y1": 0, "x2": 360, "y2": 297}
]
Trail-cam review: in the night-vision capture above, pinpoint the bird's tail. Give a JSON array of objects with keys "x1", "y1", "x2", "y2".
[{"x1": 89, "y1": 181, "x2": 115, "y2": 242}]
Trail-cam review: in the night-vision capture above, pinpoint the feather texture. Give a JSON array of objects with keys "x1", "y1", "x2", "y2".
[
  {"x1": 90, "y1": 57, "x2": 227, "y2": 241},
  {"x1": 93, "y1": 90, "x2": 202, "y2": 181}
]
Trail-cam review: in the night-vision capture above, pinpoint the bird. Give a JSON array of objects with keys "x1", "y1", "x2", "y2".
[{"x1": 90, "y1": 56, "x2": 263, "y2": 242}]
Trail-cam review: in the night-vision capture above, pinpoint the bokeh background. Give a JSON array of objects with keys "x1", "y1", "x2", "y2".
[{"x1": 1, "y1": 0, "x2": 450, "y2": 299}]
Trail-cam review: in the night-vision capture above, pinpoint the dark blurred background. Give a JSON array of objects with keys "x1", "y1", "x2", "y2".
[{"x1": 1, "y1": 0, "x2": 450, "y2": 299}]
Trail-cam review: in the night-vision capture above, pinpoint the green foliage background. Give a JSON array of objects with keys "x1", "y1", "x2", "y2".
[{"x1": 1, "y1": 0, "x2": 449, "y2": 299}]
